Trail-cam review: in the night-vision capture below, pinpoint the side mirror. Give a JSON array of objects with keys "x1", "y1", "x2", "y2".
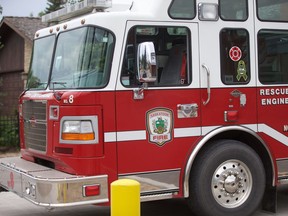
[{"x1": 137, "y1": 42, "x2": 157, "y2": 83}]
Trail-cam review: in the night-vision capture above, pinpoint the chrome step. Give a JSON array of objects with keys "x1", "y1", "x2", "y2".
[
  {"x1": 140, "y1": 192, "x2": 173, "y2": 202},
  {"x1": 279, "y1": 177, "x2": 288, "y2": 185}
]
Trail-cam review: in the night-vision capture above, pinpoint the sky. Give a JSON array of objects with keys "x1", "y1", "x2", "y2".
[
  {"x1": 0, "y1": 0, "x2": 47, "y2": 17},
  {"x1": 0, "y1": 0, "x2": 131, "y2": 19}
]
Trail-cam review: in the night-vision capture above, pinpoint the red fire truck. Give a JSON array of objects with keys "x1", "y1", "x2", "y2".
[{"x1": 1, "y1": 0, "x2": 288, "y2": 215}]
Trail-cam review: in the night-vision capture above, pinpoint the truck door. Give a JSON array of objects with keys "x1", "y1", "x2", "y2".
[
  {"x1": 198, "y1": 1, "x2": 257, "y2": 131},
  {"x1": 115, "y1": 22, "x2": 200, "y2": 194},
  {"x1": 186, "y1": 2, "x2": 267, "y2": 215},
  {"x1": 255, "y1": 1, "x2": 288, "y2": 177}
]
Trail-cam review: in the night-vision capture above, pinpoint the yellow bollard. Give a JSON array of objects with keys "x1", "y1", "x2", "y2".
[{"x1": 111, "y1": 179, "x2": 140, "y2": 216}]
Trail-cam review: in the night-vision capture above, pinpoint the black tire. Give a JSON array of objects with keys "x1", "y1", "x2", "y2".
[{"x1": 188, "y1": 139, "x2": 265, "y2": 216}]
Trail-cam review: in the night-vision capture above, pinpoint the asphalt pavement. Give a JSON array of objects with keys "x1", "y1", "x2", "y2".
[{"x1": 0, "y1": 185, "x2": 288, "y2": 216}]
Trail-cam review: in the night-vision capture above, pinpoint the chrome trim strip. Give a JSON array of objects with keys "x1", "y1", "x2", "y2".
[
  {"x1": 0, "y1": 157, "x2": 108, "y2": 207},
  {"x1": 277, "y1": 159, "x2": 288, "y2": 182},
  {"x1": 23, "y1": 100, "x2": 47, "y2": 153},
  {"x1": 183, "y1": 125, "x2": 276, "y2": 198},
  {"x1": 119, "y1": 169, "x2": 180, "y2": 196},
  {"x1": 140, "y1": 192, "x2": 173, "y2": 202},
  {"x1": 279, "y1": 179, "x2": 288, "y2": 185}
]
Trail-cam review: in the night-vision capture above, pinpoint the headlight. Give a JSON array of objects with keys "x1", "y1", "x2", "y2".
[
  {"x1": 63, "y1": 121, "x2": 82, "y2": 133},
  {"x1": 60, "y1": 116, "x2": 98, "y2": 143}
]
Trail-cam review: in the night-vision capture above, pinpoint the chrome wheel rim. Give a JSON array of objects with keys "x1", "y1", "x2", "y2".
[{"x1": 211, "y1": 159, "x2": 253, "y2": 208}]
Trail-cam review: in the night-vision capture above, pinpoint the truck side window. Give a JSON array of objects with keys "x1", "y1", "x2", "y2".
[
  {"x1": 168, "y1": 0, "x2": 196, "y2": 19},
  {"x1": 257, "y1": 0, "x2": 288, "y2": 22},
  {"x1": 121, "y1": 26, "x2": 191, "y2": 87},
  {"x1": 220, "y1": 28, "x2": 250, "y2": 85},
  {"x1": 219, "y1": 0, "x2": 248, "y2": 21},
  {"x1": 258, "y1": 30, "x2": 288, "y2": 84}
]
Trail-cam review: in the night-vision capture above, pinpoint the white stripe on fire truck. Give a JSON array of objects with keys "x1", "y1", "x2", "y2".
[
  {"x1": 258, "y1": 124, "x2": 288, "y2": 146},
  {"x1": 103, "y1": 128, "x2": 203, "y2": 142},
  {"x1": 104, "y1": 131, "x2": 146, "y2": 142},
  {"x1": 104, "y1": 124, "x2": 288, "y2": 147},
  {"x1": 104, "y1": 132, "x2": 117, "y2": 142},
  {"x1": 174, "y1": 127, "x2": 201, "y2": 137},
  {"x1": 117, "y1": 130, "x2": 146, "y2": 141}
]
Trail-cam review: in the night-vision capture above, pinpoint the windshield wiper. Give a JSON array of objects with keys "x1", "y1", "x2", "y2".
[
  {"x1": 20, "y1": 82, "x2": 48, "y2": 97},
  {"x1": 52, "y1": 81, "x2": 67, "y2": 88}
]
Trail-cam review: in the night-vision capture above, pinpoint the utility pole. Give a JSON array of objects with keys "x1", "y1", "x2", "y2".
[
  {"x1": 0, "y1": 4, "x2": 3, "y2": 20},
  {"x1": 0, "y1": 4, "x2": 3, "y2": 50}
]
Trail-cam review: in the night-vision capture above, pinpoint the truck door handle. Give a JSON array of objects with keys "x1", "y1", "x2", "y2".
[
  {"x1": 202, "y1": 64, "x2": 211, "y2": 106},
  {"x1": 177, "y1": 103, "x2": 198, "y2": 118}
]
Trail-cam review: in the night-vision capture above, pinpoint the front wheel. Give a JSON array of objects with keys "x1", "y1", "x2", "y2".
[{"x1": 188, "y1": 140, "x2": 265, "y2": 216}]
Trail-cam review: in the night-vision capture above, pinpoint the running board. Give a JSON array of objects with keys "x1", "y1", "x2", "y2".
[
  {"x1": 278, "y1": 177, "x2": 288, "y2": 185},
  {"x1": 277, "y1": 160, "x2": 288, "y2": 185},
  {"x1": 119, "y1": 169, "x2": 180, "y2": 202},
  {"x1": 140, "y1": 192, "x2": 173, "y2": 202}
]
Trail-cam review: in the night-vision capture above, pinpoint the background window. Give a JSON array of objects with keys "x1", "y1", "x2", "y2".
[
  {"x1": 257, "y1": 0, "x2": 288, "y2": 22},
  {"x1": 220, "y1": 29, "x2": 250, "y2": 85},
  {"x1": 258, "y1": 30, "x2": 288, "y2": 84},
  {"x1": 219, "y1": 0, "x2": 248, "y2": 21},
  {"x1": 168, "y1": 0, "x2": 196, "y2": 19},
  {"x1": 121, "y1": 26, "x2": 191, "y2": 87}
]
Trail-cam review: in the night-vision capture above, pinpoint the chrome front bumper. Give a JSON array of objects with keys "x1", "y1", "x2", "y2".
[{"x1": 0, "y1": 157, "x2": 108, "y2": 208}]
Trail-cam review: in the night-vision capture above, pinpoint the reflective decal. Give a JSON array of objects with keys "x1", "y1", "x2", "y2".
[
  {"x1": 146, "y1": 108, "x2": 173, "y2": 146},
  {"x1": 259, "y1": 88, "x2": 288, "y2": 106},
  {"x1": 236, "y1": 60, "x2": 248, "y2": 81},
  {"x1": 229, "y1": 46, "x2": 242, "y2": 62},
  {"x1": 64, "y1": 95, "x2": 74, "y2": 104},
  {"x1": 68, "y1": 95, "x2": 74, "y2": 104}
]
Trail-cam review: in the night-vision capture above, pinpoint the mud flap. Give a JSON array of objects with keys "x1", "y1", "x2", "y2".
[{"x1": 262, "y1": 185, "x2": 277, "y2": 213}]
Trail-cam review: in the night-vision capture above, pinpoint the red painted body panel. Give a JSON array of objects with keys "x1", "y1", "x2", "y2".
[
  {"x1": 18, "y1": 85, "x2": 288, "y2": 189},
  {"x1": 200, "y1": 87, "x2": 258, "y2": 126},
  {"x1": 257, "y1": 87, "x2": 288, "y2": 158},
  {"x1": 20, "y1": 91, "x2": 118, "y2": 179},
  {"x1": 115, "y1": 89, "x2": 201, "y2": 174}
]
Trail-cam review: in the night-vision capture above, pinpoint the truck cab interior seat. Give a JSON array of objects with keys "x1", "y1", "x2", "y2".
[{"x1": 159, "y1": 43, "x2": 187, "y2": 85}]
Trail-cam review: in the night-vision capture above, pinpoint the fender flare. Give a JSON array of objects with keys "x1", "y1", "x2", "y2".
[{"x1": 183, "y1": 125, "x2": 276, "y2": 198}]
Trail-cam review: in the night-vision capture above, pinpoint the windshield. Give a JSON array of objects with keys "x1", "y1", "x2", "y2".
[
  {"x1": 50, "y1": 26, "x2": 114, "y2": 89},
  {"x1": 27, "y1": 35, "x2": 55, "y2": 89}
]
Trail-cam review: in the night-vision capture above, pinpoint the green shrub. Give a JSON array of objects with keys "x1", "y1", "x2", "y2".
[{"x1": 0, "y1": 116, "x2": 19, "y2": 150}]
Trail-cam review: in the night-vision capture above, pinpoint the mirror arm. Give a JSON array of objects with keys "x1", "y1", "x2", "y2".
[{"x1": 133, "y1": 83, "x2": 148, "y2": 100}]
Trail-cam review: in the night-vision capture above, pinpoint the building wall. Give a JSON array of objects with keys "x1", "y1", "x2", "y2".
[
  {"x1": 0, "y1": 71, "x2": 24, "y2": 116},
  {"x1": 0, "y1": 29, "x2": 27, "y2": 116},
  {"x1": 0, "y1": 30, "x2": 24, "y2": 73}
]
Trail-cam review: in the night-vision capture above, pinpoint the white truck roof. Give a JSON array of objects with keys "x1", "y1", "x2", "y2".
[{"x1": 36, "y1": 0, "x2": 172, "y2": 39}]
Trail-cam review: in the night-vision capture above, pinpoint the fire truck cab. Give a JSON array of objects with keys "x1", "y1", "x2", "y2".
[{"x1": 1, "y1": 0, "x2": 288, "y2": 216}]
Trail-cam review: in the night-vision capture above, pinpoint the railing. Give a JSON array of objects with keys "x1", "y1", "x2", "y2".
[{"x1": 0, "y1": 115, "x2": 19, "y2": 150}]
